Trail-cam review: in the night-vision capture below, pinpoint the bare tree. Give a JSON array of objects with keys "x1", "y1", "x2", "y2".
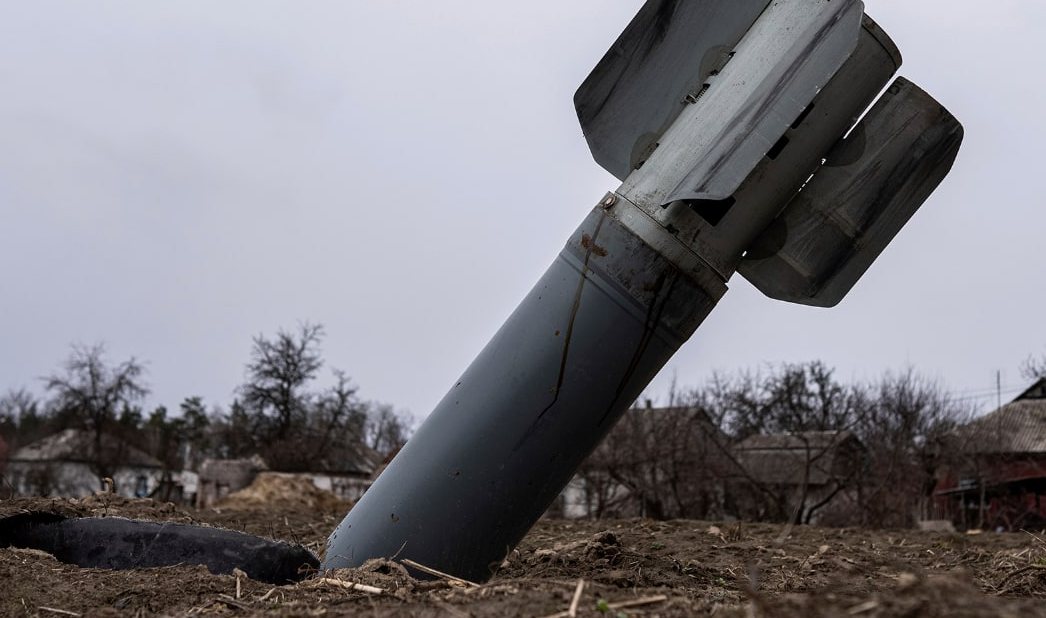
[
  {"x1": 0, "y1": 388, "x2": 39, "y2": 420},
  {"x1": 240, "y1": 322, "x2": 325, "y2": 443},
  {"x1": 712, "y1": 362, "x2": 864, "y2": 524},
  {"x1": 574, "y1": 362, "x2": 969, "y2": 528},
  {"x1": 850, "y1": 370, "x2": 970, "y2": 528},
  {"x1": 365, "y1": 403, "x2": 412, "y2": 459},
  {"x1": 721, "y1": 361, "x2": 857, "y2": 438},
  {"x1": 1021, "y1": 352, "x2": 1046, "y2": 381},
  {"x1": 237, "y1": 323, "x2": 392, "y2": 471},
  {"x1": 311, "y1": 370, "x2": 369, "y2": 465},
  {"x1": 0, "y1": 388, "x2": 43, "y2": 448},
  {"x1": 597, "y1": 403, "x2": 732, "y2": 520},
  {"x1": 575, "y1": 380, "x2": 739, "y2": 520},
  {"x1": 43, "y1": 344, "x2": 148, "y2": 486}
]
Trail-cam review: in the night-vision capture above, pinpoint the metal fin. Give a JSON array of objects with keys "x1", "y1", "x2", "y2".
[
  {"x1": 574, "y1": 0, "x2": 771, "y2": 181},
  {"x1": 738, "y1": 78, "x2": 964, "y2": 307}
]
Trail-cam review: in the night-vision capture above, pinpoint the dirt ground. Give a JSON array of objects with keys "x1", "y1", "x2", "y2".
[{"x1": 4, "y1": 495, "x2": 1046, "y2": 617}]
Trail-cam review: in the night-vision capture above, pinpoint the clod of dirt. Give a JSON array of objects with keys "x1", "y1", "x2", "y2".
[
  {"x1": 520, "y1": 530, "x2": 626, "y2": 579},
  {"x1": 554, "y1": 530, "x2": 621, "y2": 561}
]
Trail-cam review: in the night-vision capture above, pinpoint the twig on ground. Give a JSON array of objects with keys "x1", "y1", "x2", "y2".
[
  {"x1": 257, "y1": 587, "x2": 277, "y2": 602},
  {"x1": 233, "y1": 567, "x2": 247, "y2": 599},
  {"x1": 1022, "y1": 529, "x2": 1046, "y2": 547},
  {"x1": 217, "y1": 594, "x2": 250, "y2": 610},
  {"x1": 316, "y1": 578, "x2": 385, "y2": 595},
  {"x1": 607, "y1": 595, "x2": 669, "y2": 610},
  {"x1": 400, "y1": 559, "x2": 480, "y2": 588},
  {"x1": 568, "y1": 579, "x2": 585, "y2": 617},
  {"x1": 38, "y1": 608, "x2": 81, "y2": 617},
  {"x1": 997, "y1": 563, "x2": 1046, "y2": 595},
  {"x1": 546, "y1": 594, "x2": 671, "y2": 617}
]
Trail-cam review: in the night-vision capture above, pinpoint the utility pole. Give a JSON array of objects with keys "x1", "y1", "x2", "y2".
[
  {"x1": 997, "y1": 370, "x2": 1003, "y2": 411},
  {"x1": 324, "y1": 0, "x2": 963, "y2": 582}
]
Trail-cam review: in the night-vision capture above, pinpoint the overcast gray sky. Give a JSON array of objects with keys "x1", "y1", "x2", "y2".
[{"x1": 2, "y1": 1, "x2": 1043, "y2": 420}]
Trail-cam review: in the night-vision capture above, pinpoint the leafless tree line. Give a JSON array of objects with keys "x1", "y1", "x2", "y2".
[
  {"x1": 0, "y1": 323, "x2": 412, "y2": 491},
  {"x1": 575, "y1": 362, "x2": 975, "y2": 528}
]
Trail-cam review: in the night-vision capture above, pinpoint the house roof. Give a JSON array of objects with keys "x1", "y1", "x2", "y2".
[
  {"x1": 732, "y1": 430, "x2": 863, "y2": 486},
  {"x1": 199, "y1": 442, "x2": 382, "y2": 480},
  {"x1": 10, "y1": 428, "x2": 163, "y2": 468},
  {"x1": 1015, "y1": 377, "x2": 1046, "y2": 402},
  {"x1": 961, "y1": 398, "x2": 1046, "y2": 454},
  {"x1": 310, "y1": 439, "x2": 383, "y2": 477}
]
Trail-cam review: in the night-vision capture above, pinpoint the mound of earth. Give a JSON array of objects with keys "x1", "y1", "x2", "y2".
[{"x1": 216, "y1": 472, "x2": 350, "y2": 514}]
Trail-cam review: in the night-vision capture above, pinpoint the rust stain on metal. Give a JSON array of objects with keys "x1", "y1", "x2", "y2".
[
  {"x1": 580, "y1": 234, "x2": 609, "y2": 257},
  {"x1": 515, "y1": 211, "x2": 610, "y2": 450}
]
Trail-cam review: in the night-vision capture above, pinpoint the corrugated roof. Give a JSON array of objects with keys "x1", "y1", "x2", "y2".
[
  {"x1": 732, "y1": 430, "x2": 862, "y2": 486},
  {"x1": 11, "y1": 428, "x2": 163, "y2": 468},
  {"x1": 962, "y1": 399, "x2": 1046, "y2": 454}
]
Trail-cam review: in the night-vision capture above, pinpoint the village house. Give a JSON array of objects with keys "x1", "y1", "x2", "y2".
[
  {"x1": 729, "y1": 430, "x2": 866, "y2": 524},
  {"x1": 5, "y1": 428, "x2": 165, "y2": 498},
  {"x1": 933, "y1": 378, "x2": 1046, "y2": 531},
  {"x1": 196, "y1": 440, "x2": 383, "y2": 508},
  {"x1": 304, "y1": 439, "x2": 384, "y2": 502},
  {"x1": 551, "y1": 406, "x2": 740, "y2": 519}
]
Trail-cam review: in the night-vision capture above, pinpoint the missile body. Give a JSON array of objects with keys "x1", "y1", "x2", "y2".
[
  {"x1": 324, "y1": 0, "x2": 962, "y2": 581},
  {"x1": 325, "y1": 201, "x2": 723, "y2": 581}
]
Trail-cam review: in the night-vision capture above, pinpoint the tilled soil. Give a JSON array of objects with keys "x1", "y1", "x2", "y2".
[{"x1": 3, "y1": 495, "x2": 1046, "y2": 617}]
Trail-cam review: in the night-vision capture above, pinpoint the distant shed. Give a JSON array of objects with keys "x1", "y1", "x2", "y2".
[{"x1": 196, "y1": 455, "x2": 268, "y2": 508}]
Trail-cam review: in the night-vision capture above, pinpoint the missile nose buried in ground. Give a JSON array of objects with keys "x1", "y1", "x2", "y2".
[{"x1": 324, "y1": 0, "x2": 963, "y2": 582}]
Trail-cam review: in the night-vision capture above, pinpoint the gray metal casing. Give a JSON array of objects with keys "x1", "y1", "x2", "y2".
[{"x1": 324, "y1": 203, "x2": 723, "y2": 581}]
